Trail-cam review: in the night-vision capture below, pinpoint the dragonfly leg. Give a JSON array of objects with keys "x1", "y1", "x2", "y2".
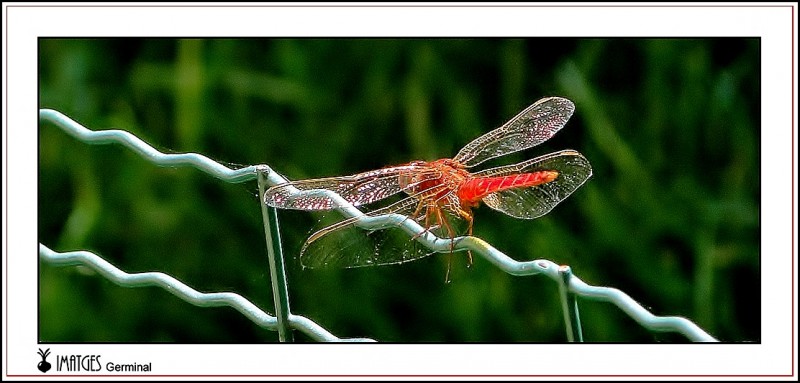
[
  {"x1": 467, "y1": 213, "x2": 474, "y2": 265},
  {"x1": 432, "y1": 206, "x2": 458, "y2": 281},
  {"x1": 411, "y1": 223, "x2": 441, "y2": 241},
  {"x1": 444, "y1": 252, "x2": 452, "y2": 284},
  {"x1": 456, "y1": 208, "x2": 475, "y2": 266},
  {"x1": 410, "y1": 202, "x2": 437, "y2": 240},
  {"x1": 435, "y1": 206, "x2": 456, "y2": 250}
]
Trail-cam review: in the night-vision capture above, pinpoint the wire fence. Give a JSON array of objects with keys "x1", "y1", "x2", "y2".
[{"x1": 38, "y1": 108, "x2": 719, "y2": 343}]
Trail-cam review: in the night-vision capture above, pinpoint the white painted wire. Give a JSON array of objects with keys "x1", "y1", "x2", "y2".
[{"x1": 39, "y1": 108, "x2": 717, "y2": 342}]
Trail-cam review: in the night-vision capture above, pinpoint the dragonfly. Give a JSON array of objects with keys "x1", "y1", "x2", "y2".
[{"x1": 264, "y1": 97, "x2": 592, "y2": 270}]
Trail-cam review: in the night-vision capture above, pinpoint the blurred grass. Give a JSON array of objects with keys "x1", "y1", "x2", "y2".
[{"x1": 39, "y1": 38, "x2": 759, "y2": 343}]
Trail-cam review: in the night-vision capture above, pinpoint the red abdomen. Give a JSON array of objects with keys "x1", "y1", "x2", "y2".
[{"x1": 457, "y1": 171, "x2": 559, "y2": 204}]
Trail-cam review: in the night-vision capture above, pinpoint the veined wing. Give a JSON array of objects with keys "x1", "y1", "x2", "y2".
[
  {"x1": 263, "y1": 164, "x2": 441, "y2": 211},
  {"x1": 453, "y1": 97, "x2": 575, "y2": 168},
  {"x1": 300, "y1": 196, "x2": 425, "y2": 268},
  {"x1": 300, "y1": 182, "x2": 463, "y2": 268},
  {"x1": 473, "y1": 150, "x2": 592, "y2": 219}
]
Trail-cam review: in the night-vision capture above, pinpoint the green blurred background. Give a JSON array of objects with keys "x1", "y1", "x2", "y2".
[{"x1": 39, "y1": 38, "x2": 759, "y2": 343}]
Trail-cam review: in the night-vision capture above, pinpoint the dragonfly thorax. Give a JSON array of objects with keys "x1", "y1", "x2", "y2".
[{"x1": 398, "y1": 158, "x2": 470, "y2": 201}]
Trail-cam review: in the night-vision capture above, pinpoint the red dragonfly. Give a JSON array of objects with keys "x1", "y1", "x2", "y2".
[{"x1": 264, "y1": 97, "x2": 592, "y2": 269}]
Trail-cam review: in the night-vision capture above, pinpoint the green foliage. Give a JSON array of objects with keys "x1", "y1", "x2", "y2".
[{"x1": 39, "y1": 38, "x2": 759, "y2": 342}]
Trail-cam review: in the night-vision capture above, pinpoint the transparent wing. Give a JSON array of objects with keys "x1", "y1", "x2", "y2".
[
  {"x1": 453, "y1": 97, "x2": 575, "y2": 168},
  {"x1": 473, "y1": 150, "x2": 592, "y2": 219},
  {"x1": 299, "y1": 185, "x2": 468, "y2": 268},
  {"x1": 263, "y1": 164, "x2": 441, "y2": 211},
  {"x1": 300, "y1": 197, "x2": 430, "y2": 268}
]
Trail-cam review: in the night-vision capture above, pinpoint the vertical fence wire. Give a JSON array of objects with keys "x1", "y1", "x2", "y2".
[
  {"x1": 257, "y1": 167, "x2": 294, "y2": 342},
  {"x1": 557, "y1": 266, "x2": 584, "y2": 342},
  {"x1": 38, "y1": 108, "x2": 718, "y2": 342}
]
